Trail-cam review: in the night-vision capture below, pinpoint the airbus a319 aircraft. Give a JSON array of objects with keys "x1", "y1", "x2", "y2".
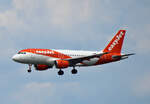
[{"x1": 12, "y1": 30, "x2": 134, "y2": 75}]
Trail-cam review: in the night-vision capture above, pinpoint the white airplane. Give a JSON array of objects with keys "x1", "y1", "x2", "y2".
[{"x1": 12, "y1": 30, "x2": 134, "y2": 75}]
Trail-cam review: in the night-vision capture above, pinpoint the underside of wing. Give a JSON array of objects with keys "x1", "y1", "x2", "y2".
[{"x1": 63, "y1": 52, "x2": 109, "y2": 66}]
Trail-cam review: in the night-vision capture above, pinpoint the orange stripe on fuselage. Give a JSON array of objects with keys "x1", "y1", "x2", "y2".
[{"x1": 19, "y1": 49, "x2": 72, "y2": 59}]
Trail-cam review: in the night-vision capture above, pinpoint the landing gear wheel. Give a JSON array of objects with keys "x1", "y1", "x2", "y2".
[
  {"x1": 27, "y1": 64, "x2": 32, "y2": 73},
  {"x1": 58, "y1": 70, "x2": 64, "y2": 75},
  {"x1": 71, "y1": 69, "x2": 78, "y2": 74},
  {"x1": 27, "y1": 69, "x2": 31, "y2": 73}
]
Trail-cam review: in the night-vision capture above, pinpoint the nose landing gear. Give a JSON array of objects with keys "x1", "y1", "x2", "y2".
[
  {"x1": 27, "y1": 69, "x2": 31, "y2": 73},
  {"x1": 27, "y1": 64, "x2": 32, "y2": 73}
]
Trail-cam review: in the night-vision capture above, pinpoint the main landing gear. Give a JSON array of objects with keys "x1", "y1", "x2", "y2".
[
  {"x1": 27, "y1": 64, "x2": 32, "y2": 73},
  {"x1": 57, "y1": 67, "x2": 78, "y2": 75},
  {"x1": 71, "y1": 68, "x2": 78, "y2": 74},
  {"x1": 58, "y1": 69, "x2": 64, "y2": 75}
]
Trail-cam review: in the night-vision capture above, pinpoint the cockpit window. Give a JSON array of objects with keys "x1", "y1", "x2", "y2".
[
  {"x1": 18, "y1": 52, "x2": 26, "y2": 54},
  {"x1": 18, "y1": 52, "x2": 21, "y2": 54}
]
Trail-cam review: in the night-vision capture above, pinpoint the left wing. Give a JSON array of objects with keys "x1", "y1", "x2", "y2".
[{"x1": 63, "y1": 52, "x2": 109, "y2": 66}]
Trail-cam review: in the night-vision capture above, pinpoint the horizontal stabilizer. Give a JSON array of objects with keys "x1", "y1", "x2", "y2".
[{"x1": 121, "y1": 53, "x2": 135, "y2": 57}]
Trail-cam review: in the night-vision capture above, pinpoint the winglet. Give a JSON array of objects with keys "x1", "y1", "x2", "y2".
[{"x1": 103, "y1": 30, "x2": 126, "y2": 54}]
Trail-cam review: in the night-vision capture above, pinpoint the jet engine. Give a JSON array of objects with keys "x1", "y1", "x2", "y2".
[
  {"x1": 55, "y1": 60, "x2": 70, "y2": 69},
  {"x1": 34, "y1": 64, "x2": 52, "y2": 71}
]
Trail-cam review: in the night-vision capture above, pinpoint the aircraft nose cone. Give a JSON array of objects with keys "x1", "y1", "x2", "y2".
[{"x1": 12, "y1": 54, "x2": 20, "y2": 62}]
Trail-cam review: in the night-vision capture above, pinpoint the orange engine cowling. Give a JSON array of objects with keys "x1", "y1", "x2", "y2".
[
  {"x1": 55, "y1": 60, "x2": 70, "y2": 69},
  {"x1": 34, "y1": 64, "x2": 51, "y2": 71}
]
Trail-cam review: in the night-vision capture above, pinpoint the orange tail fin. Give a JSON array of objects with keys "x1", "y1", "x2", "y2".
[{"x1": 103, "y1": 30, "x2": 126, "y2": 53}]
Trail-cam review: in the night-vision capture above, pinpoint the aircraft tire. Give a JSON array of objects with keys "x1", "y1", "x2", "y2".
[
  {"x1": 58, "y1": 70, "x2": 64, "y2": 75},
  {"x1": 28, "y1": 69, "x2": 31, "y2": 73},
  {"x1": 71, "y1": 69, "x2": 78, "y2": 74}
]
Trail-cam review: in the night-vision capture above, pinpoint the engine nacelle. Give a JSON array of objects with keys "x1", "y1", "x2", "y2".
[
  {"x1": 55, "y1": 60, "x2": 70, "y2": 69},
  {"x1": 34, "y1": 64, "x2": 52, "y2": 71}
]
